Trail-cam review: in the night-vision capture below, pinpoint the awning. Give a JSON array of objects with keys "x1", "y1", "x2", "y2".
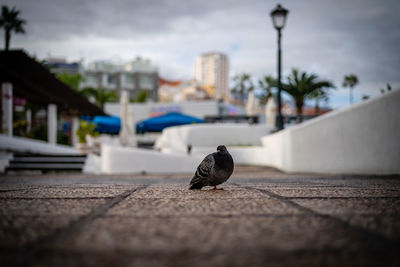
[{"x1": 0, "y1": 50, "x2": 105, "y2": 116}]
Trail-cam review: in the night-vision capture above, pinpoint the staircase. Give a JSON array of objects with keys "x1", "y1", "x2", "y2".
[{"x1": 6, "y1": 153, "x2": 87, "y2": 173}]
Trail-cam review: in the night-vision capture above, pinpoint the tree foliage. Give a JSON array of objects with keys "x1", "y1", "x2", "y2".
[
  {"x1": 231, "y1": 73, "x2": 254, "y2": 105},
  {"x1": 56, "y1": 72, "x2": 118, "y2": 110},
  {"x1": 380, "y1": 83, "x2": 392, "y2": 94},
  {"x1": 258, "y1": 75, "x2": 277, "y2": 105},
  {"x1": 342, "y1": 74, "x2": 359, "y2": 104},
  {"x1": 76, "y1": 120, "x2": 99, "y2": 144},
  {"x1": 342, "y1": 74, "x2": 359, "y2": 88},
  {"x1": 80, "y1": 87, "x2": 118, "y2": 110},
  {"x1": 135, "y1": 90, "x2": 148, "y2": 103},
  {"x1": 0, "y1": 5, "x2": 26, "y2": 50},
  {"x1": 307, "y1": 88, "x2": 329, "y2": 114},
  {"x1": 57, "y1": 73, "x2": 84, "y2": 91},
  {"x1": 283, "y1": 68, "x2": 335, "y2": 122}
]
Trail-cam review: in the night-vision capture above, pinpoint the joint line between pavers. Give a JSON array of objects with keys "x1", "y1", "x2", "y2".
[
  {"x1": 0, "y1": 196, "x2": 116, "y2": 200},
  {"x1": 8, "y1": 185, "x2": 149, "y2": 265},
  {"x1": 286, "y1": 196, "x2": 400, "y2": 200},
  {"x1": 233, "y1": 184, "x2": 400, "y2": 249},
  {"x1": 0, "y1": 187, "x2": 42, "y2": 193}
]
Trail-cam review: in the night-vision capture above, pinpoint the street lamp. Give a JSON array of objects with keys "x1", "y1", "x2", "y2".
[{"x1": 270, "y1": 4, "x2": 288, "y2": 130}]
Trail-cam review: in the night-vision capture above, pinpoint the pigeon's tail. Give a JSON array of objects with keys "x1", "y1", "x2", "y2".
[
  {"x1": 189, "y1": 181, "x2": 204, "y2": 190},
  {"x1": 189, "y1": 175, "x2": 204, "y2": 190}
]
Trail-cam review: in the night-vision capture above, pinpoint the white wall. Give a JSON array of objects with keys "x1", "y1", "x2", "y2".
[
  {"x1": 0, "y1": 134, "x2": 78, "y2": 155},
  {"x1": 101, "y1": 145, "x2": 201, "y2": 174},
  {"x1": 261, "y1": 89, "x2": 400, "y2": 174},
  {"x1": 99, "y1": 144, "x2": 272, "y2": 174},
  {"x1": 155, "y1": 123, "x2": 274, "y2": 155}
]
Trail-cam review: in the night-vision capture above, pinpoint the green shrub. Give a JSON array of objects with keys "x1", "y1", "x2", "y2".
[{"x1": 76, "y1": 120, "x2": 99, "y2": 144}]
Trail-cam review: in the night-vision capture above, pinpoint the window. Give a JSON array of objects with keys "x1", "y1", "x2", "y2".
[
  {"x1": 107, "y1": 74, "x2": 116, "y2": 84},
  {"x1": 139, "y1": 74, "x2": 154, "y2": 90},
  {"x1": 125, "y1": 74, "x2": 135, "y2": 89},
  {"x1": 85, "y1": 73, "x2": 97, "y2": 86}
]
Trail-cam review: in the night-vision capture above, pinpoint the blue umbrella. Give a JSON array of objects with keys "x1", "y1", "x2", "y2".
[
  {"x1": 136, "y1": 112, "x2": 204, "y2": 133},
  {"x1": 92, "y1": 116, "x2": 121, "y2": 134}
]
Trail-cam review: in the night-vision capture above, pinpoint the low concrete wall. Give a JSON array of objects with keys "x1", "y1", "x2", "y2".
[
  {"x1": 0, "y1": 134, "x2": 78, "y2": 155},
  {"x1": 261, "y1": 89, "x2": 400, "y2": 174},
  {"x1": 155, "y1": 123, "x2": 273, "y2": 155},
  {"x1": 99, "y1": 144, "x2": 272, "y2": 174},
  {"x1": 172, "y1": 146, "x2": 270, "y2": 166},
  {"x1": 101, "y1": 145, "x2": 202, "y2": 174}
]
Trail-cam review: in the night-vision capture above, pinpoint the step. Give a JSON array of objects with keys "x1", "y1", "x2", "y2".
[
  {"x1": 11, "y1": 157, "x2": 86, "y2": 163},
  {"x1": 12, "y1": 153, "x2": 86, "y2": 158},
  {"x1": 5, "y1": 153, "x2": 87, "y2": 172},
  {"x1": 7, "y1": 162, "x2": 84, "y2": 170}
]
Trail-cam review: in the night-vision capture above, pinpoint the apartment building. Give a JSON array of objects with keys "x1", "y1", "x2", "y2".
[
  {"x1": 81, "y1": 57, "x2": 158, "y2": 101},
  {"x1": 194, "y1": 52, "x2": 229, "y2": 101}
]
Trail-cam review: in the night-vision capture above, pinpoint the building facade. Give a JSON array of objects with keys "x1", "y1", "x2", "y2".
[
  {"x1": 81, "y1": 57, "x2": 159, "y2": 102},
  {"x1": 42, "y1": 57, "x2": 82, "y2": 75},
  {"x1": 158, "y1": 78, "x2": 214, "y2": 103},
  {"x1": 194, "y1": 52, "x2": 229, "y2": 101}
]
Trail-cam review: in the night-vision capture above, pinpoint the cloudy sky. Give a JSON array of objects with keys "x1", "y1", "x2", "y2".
[{"x1": 2, "y1": 0, "x2": 400, "y2": 108}]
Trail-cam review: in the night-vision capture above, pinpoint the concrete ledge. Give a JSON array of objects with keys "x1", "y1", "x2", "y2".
[
  {"x1": 0, "y1": 134, "x2": 78, "y2": 155},
  {"x1": 155, "y1": 123, "x2": 273, "y2": 154},
  {"x1": 101, "y1": 145, "x2": 202, "y2": 174}
]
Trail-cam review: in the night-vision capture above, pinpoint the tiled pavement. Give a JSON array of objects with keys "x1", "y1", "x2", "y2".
[{"x1": 0, "y1": 167, "x2": 399, "y2": 267}]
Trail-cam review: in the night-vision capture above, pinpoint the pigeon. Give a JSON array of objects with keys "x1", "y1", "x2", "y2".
[{"x1": 189, "y1": 145, "x2": 234, "y2": 190}]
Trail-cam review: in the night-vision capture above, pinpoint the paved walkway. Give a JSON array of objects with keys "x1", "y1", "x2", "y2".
[{"x1": 1, "y1": 167, "x2": 399, "y2": 267}]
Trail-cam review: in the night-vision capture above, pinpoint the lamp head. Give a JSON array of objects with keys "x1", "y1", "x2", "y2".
[{"x1": 270, "y1": 4, "x2": 289, "y2": 30}]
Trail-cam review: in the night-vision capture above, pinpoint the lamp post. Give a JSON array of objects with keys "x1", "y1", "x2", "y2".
[{"x1": 270, "y1": 4, "x2": 288, "y2": 130}]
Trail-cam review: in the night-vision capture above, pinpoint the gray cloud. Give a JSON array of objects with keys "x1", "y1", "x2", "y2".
[{"x1": 2, "y1": 0, "x2": 400, "y2": 105}]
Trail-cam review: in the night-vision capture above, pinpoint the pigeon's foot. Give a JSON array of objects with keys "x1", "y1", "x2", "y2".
[{"x1": 212, "y1": 186, "x2": 224, "y2": 190}]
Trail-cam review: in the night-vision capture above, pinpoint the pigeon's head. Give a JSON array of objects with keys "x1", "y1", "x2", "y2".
[{"x1": 217, "y1": 145, "x2": 228, "y2": 153}]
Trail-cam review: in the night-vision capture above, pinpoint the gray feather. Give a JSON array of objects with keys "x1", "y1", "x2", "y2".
[
  {"x1": 190, "y1": 154, "x2": 214, "y2": 186},
  {"x1": 189, "y1": 145, "x2": 234, "y2": 190}
]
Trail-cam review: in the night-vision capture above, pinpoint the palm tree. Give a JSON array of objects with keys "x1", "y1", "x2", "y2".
[
  {"x1": 307, "y1": 88, "x2": 329, "y2": 115},
  {"x1": 258, "y1": 75, "x2": 277, "y2": 105},
  {"x1": 342, "y1": 74, "x2": 359, "y2": 105},
  {"x1": 380, "y1": 83, "x2": 392, "y2": 94},
  {"x1": 231, "y1": 73, "x2": 254, "y2": 105},
  {"x1": 80, "y1": 87, "x2": 118, "y2": 110},
  {"x1": 57, "y1": 73, "x2": 84, "y2": 91},
  {"x1": 0, "y1": 6, "x2": 26, "y2": 50},
  {"x1": 283, "y1": 68, "x2": 335, "y2": 123}
]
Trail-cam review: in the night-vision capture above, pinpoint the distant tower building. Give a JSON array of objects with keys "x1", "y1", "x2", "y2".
[{"x1": 195, "y1": 52, "x2": 229, "y2": 101}]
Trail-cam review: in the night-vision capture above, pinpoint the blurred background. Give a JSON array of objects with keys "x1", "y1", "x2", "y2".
[
  {"x1": 1, "y1": 0, "x2": 399, "y2": 174},
  {"x1": 3, "y1": 0, "x2": 399, "y2": 107}
]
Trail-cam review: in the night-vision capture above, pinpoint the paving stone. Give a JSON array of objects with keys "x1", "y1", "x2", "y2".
[
  {"x1": 108, "y1": 197, "x2": 302, "y2": 216},
  {"x1": 315, "y1": 177, "x2": 400, "y2": 189},
  {"x1": 51, "y1": 215, "x2": 370, "y2": 253},
  {"x1": 264, "y1": 187, "x2": 400, "y2": 198},
  {"x1": 0, "y1": 171, "x2": 399, "y2": 267},
  {"x1": 0, "y1": 186, "x2": 133, "y2": 199},
  {"x1": 334, "y1": 214, "x2": 400, "y2": 240},
  {"x1": 292, "y1": 198, "x2": 400, "y2": 215},
  {"x1": 128, "y1": 184, "x2": 268, "y2": 199},
  {"x1": 0, "y1": 215, "x2": 79, "y2": 247},
  {"x1": 0, "y1": 199, "x2": 107, "y2": 215},
  {"x1": 18, "y1": 249, "x2": 400, "y2": 267}
]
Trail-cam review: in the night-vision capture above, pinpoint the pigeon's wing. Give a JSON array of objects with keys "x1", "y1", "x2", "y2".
[{"x1": 190, "y1": 153, "x2": 215, "y2": 186}]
